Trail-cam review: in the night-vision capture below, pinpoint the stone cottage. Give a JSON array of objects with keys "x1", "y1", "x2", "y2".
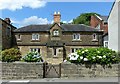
[{"x1": 0, "y1": 12, "x2": 103, "y2": 64}]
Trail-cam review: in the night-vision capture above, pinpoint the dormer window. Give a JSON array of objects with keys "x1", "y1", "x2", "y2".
[
  {"x1": 53, "y1": 30, "x2": 59, "y2": 36},
  {"x1": 73, "y1": 33, "x2": 80, "y2": 40},
  {"x1": 32, "y1": 34, "x2": 39, "y2": 40},
  {"x1": 92, "y1": 33, "x2": 97, "y2": 40}
]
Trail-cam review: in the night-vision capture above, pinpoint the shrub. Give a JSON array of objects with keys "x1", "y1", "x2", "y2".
[
  {"x1": 67, "y1": 47, "x2": 119, "y2": 65},
  {"x1": 2, "y1": 48, "x2": 22, "y2": 62},
  {"x1": 21, "y1": 52, "x2": 43, "y2": 62}
]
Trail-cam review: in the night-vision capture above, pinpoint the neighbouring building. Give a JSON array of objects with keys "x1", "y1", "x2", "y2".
[
  {"x1": 90, "y1": 14, "x2": 108, "y2": 48},
  {"x1": 108, "y1": 0, "x2": 120, "y2": 52},
  {"x1": 12, "y1": 12, "x2": 103, "y2": 64},
  {"x1": 0, "y1": 18, "x2": 16, "y2": 50}
]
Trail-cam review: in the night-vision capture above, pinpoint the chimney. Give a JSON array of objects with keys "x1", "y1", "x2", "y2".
[
  {"x1": 53, "y1": 11, "x2": 61, "y2": 25},
  {"x1": 4, "y1": 18, "x2": 11, "y2": 24}
]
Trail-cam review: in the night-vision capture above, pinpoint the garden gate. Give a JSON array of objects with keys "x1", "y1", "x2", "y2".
[{"x1": 43, "y1": 63, "x2": 61, "y2": 78}]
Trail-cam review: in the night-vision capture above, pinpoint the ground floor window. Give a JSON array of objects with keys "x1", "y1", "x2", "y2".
[
  {"x1": 71, "y1": 48, "x2": 82, "y2": 53},
  {"x1": 104, "y1": 41, "x2": 108, "y2": 48},
  {"x1": 30, "y1": 48, "x2": 40, "y2": 53}
]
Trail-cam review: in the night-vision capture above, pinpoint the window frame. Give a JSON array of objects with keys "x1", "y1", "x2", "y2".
[
  {"x1": 53, "y1": 29, "x2": 59, "y2": 36},
  {"x1": 30, "y1": 48, "x2": 40, "y2": 53},
  {"x1": 104, "y1": 41, "x2": 108, "y2": 48},
  {"x1": 73, "y1": 33, "x2": 80, "y2": 41},
  {"x1": 32, "y1": 33, "x2": 40, "y2": 40},
  {"x1": 71, "y1": 48, "x2": 82, "y2": 53},
  {"x1": 92, "y1": 33, "x2": 97, "y2": 40},
  {"x1": 17, "y1": 34, "x2": 21, "y2": 40}
]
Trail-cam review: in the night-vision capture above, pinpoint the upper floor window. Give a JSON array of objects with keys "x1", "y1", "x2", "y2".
[
  {"x1": 53, "y1": 30, "x2": 59, "y2": 36},
  {"x1": 92, "y1": 33, "x2": 97, "y2": 40},
  {"x1": 17, "y1": 34, "x2": 21, "y2": 40},
  {"x1": 73, "y1": 33, "x2": 80, "y2": 40},
  {"x1": 6, "y1": 27, "x2": 11, "y2": 37},
  {"x1": 32, "y1": 34, "x2": 39, "y2": 40}
]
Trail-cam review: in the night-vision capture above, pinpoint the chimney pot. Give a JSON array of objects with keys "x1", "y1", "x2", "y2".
[
  {"x1": 53, "y1": 11, "x2": 61, "y2": 24},
  {"x1": 4, "y1": 18, "x2": 11, "y2": 24}
]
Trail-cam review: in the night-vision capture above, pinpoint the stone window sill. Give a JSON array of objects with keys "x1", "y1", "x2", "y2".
[
  {"x1": 92, "y1": 40, "x2": 98, "y2": 42},
  {"x1": 72, "y1": 40, "x2": 82, "y2": 42},
  {"x1": 31, "y1": 40, "x2": 40, "y2": 42},
  {"x1": 17, "y1": 40, "x2": 22, "y2": 42}
]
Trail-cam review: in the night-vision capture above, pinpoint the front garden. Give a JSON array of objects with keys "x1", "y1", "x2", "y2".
[{"x1": 0, "y1": 47, "x2": 120, "y2": 66}]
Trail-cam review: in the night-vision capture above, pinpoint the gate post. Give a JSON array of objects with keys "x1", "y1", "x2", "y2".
[{"x1": 59, "y1": 63, "x2": 61, "y2": 78}]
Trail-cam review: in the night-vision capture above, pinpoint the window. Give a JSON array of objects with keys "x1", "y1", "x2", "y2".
[
  {"x1": 32, "y1": 34, "x2": 39, "y2": 40},
  {"x1": 104, "y1": 41, "x2": 108, "y2": 48},
  {"x1": 71, "y1": 48, "x2": 82, "y2": 53},
  {"x1": 6, "y1": 27, "x2": 11, "y2": 36},
  {"x1": 73, "y1": 33, "x2": 80, "y2": 40},
  {"x1": 92, "y1": 33, "x2": 97, "y2": 40},
  {"x1": 30, "y1": 48, "x2": 40, "y2": 53},
  {"x1": 17, "y1": 34, "x2": 21, "y2": 40},
  {"x1": 53, "y1": 30, "x2": 59, "y2": 36}
]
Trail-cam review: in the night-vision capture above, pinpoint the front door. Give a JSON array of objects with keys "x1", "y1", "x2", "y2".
[{"x1": 46, "y1": 47, "x2": 64, "y2": 64}]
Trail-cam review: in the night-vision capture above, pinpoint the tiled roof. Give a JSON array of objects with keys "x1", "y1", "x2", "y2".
[
  {"x1": 13, "y1": 24, "x2": 102, "y2": 33},
  {"x1": 99, "y1": 16, "x2": 108, "y2": 22}
]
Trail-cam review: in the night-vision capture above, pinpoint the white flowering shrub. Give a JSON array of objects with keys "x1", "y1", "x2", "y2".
[
  {"x1": 21, "y1": 52, "x2": 43, "y2": 62},
  {"x1": 67, "y1": 47, "x2": 120, "y2": 65}
]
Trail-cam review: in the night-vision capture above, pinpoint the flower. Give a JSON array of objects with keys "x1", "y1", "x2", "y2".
[
  {"x1": 82, "y1": 51, "x2": 85, "y2": 54},
  {"x1": 103, "y1": 55, "x2": 106, "y2": 58},
  {"x1": 97, "y1": 56, "x2": 102, "y2": 59},
  {"x1": 64, "y1": 60, "x2": 67, "y2": 62},
  {"x1": 97, "y1": 51, "x2": 100, "y2": 53},
  {"x1": 80, "y1": 56, "x2": 83, "y2": 59},
  {"x1": 69, "y1": 53, "x2": 79, "y2": 60},
  {"x1": 92, "y1": 56, "x2": 96, "y2": 59},
  {"x1": 85, "y1": 49, "x2": 88, "y2": 52},
  {"x1": 83, "y1": 58, "x2": 88, "y2": 61}
]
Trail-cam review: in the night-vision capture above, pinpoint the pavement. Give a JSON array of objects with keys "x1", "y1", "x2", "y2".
[{"x1": 1, "y1": 77, "x2": 120, "y2": 84}]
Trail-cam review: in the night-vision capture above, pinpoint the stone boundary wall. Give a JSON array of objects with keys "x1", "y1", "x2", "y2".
[
  {"x1": 0, "y1": 62, "x2": 120, "y2": 79},
  {"x1": 61, "y1": 62, "x2": 119, "y2": 78},
  {"x1": 1, "y1": 62, "x2": 43, "y2": 79}
]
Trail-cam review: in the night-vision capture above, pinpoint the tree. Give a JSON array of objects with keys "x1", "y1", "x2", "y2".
[{"x1": 72, "y1": 13, "x2": 100, "y2": 26}]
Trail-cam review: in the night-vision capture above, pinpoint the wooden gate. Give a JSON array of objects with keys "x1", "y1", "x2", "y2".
[{"x1": 43, "y1": 63, "x2": 61, "y2": 78}]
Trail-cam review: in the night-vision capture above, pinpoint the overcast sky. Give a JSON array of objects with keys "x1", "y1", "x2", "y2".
[{"x1": 0, "y1": 0, "x2": 114, "y2": 28}]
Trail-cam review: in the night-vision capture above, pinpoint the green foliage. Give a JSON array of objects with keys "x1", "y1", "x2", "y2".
[
  {"x1": 1, "y1": 48, "x2": 22, "y2": 62},
  {"x1": 72, "y1": 13, "x2": 100, "y2": 25},
  {"x1": 21, "y1": 52, "x2": 43, "y2": 62},
  {"x1": 67, "y1": 47, "x2": 119, "y2": 65}
]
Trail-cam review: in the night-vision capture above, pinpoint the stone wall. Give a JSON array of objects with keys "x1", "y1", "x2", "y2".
[
  {"x1": 1, "y1": 62, "x2": 43, "y2": 79},
  {"x1": 1, "y1": 62, "x2": 119, "y2": 80},
  {"x1": 61, "y1": 62, "x2": 119, "y2": 78}
]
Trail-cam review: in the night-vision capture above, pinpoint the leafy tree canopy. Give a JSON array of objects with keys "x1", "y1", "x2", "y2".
[{"x1": 72, "y1": 13, "x2": 100, "y2": 26}]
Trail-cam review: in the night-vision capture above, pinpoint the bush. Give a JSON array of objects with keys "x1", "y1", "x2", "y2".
[
  {"x1": 2, "y1": 48, "x2": 22, "y2": 62},
  {"x1": 67, "y1": 47, "x2": 119, "y2": 65},
  {"x1": 21, "y1": 52, "x2": 43, "y2": 62}
]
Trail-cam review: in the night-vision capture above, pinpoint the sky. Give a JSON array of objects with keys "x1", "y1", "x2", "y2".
[{"x1": 0, "y1": 0, "x2": 114, "y2": 28}]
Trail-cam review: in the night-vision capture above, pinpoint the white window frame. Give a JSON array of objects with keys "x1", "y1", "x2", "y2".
[
  {"x1": 73, "y1": 33, "x2": 80, "y2": 40},
  {"x1": 53, "y1": 30, "x2": 59, "y2": 36},
  {"x1": 92, "y1": 33, "x2": 97, "y2": 40},
  {"x1": 71, "y1": 48, "x2": 82, "y2": 53},
  {"x1": 32, "y1": 33, "x2": 39, "y2": 40},
  {"x1": 30, "y1": 48, "x2": 40, "y2": 53},
  {"x1": 104, "y1": 41, "x2": 108, "y2": 48},
  {"x1": 17, "y1": 34, "x2": 21, "y2": 40}
]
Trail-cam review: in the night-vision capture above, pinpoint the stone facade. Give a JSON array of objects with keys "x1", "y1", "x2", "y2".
[
  {"x1": 13, "y1": 23, "x2": 103, "y2": 64},
  {"x1": 0, "y1": 18, "x2": 16, "y2": 50}
]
